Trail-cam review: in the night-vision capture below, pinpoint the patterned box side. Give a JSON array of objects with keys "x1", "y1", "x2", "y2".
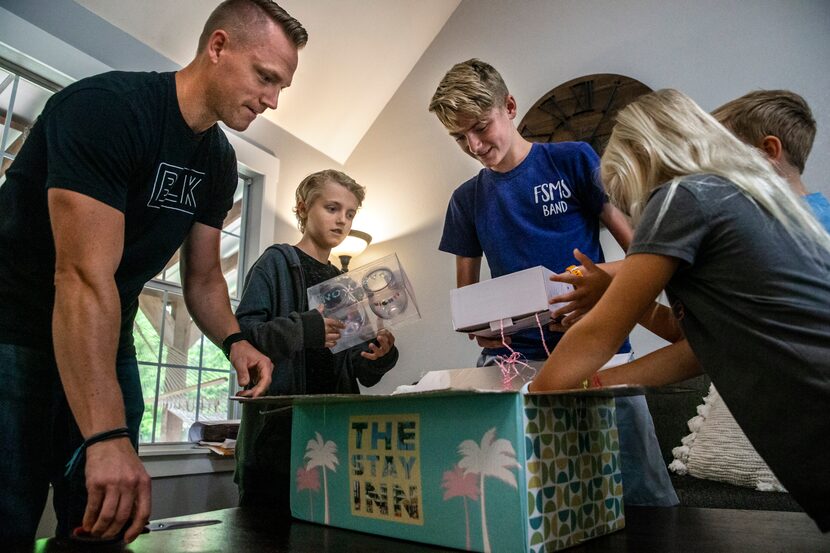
[{"x1": 523, "y1": 395, "x2": 625, "y2": 552}]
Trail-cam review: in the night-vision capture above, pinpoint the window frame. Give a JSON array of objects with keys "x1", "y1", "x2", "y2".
[{"x1": 0, "y1": 58, "x2": 61, "y2": 183}]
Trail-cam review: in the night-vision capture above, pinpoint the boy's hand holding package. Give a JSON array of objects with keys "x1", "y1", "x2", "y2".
[
  {"x1": 549, "y1": 249, "x2": 612, "y2": 329},
  {"x1": 315, "y1": 303, "x2": 346, "y2": 348},
  {"x1": 323, "y1": 316, "x2": 345, "y2": 349},
  {"x1": 361, "y1": 329, "x2": 396, "y2": 360}
]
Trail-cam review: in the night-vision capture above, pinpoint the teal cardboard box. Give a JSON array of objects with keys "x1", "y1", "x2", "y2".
[{"x1": 287, "y1": 389, "x2": 626, "y2": 552}]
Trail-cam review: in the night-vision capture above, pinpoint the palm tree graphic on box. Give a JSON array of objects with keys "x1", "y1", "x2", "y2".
[
  {"x1": 441, "y1": 464, "x2": 479, "y2": 550},
  {"x1": 445, "y1": 427, "x2": 520, "y2": 553},
  {"x1": 296, "y1": 466, "x2": 321, "y2": 518},
  {"x1": 303, "y1": 432, "x2": 339, "y2": 524}
]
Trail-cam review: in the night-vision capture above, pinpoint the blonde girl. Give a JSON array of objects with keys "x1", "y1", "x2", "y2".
[{"x1": 531, "y1": 89, "x2": 830, "y2": 531}]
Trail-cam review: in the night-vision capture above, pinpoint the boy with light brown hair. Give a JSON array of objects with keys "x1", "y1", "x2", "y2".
[
  {"x1": 234, "y1": 169, "x2": 398, "y2": 514},
  {"x1": 713, "y1": 89, "x2": 830, "y2": 231},
  {"x1": 430, "y1": 59, "x2": 678, "y2": 507}
]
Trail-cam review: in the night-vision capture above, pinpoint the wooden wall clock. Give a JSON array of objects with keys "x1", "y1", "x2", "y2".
[{"x1": 518, "y1": 74, "x2": 652, "y2": 156}]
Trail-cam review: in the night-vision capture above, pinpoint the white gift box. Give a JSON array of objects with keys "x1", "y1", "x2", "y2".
[{"x1": 450, "y1": 266, "x2": 573, "y2": 338}]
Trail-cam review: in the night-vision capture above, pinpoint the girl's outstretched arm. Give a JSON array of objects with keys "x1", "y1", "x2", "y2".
[
  {"x1": 599, "y1": 338, "x2": 703, "y2": 387},
  {"x1": 530, "y1": 253, "x2": 679, "y2": 391}
]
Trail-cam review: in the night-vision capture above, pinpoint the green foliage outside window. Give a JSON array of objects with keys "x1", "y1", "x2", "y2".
[{"x1": 133, "y1": 300, "x2": 236, "y2": 444}]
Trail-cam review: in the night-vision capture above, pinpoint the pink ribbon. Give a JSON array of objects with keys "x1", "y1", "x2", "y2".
[{"x1": 494, "y1": 313, "x2": 550, "y2": 389}]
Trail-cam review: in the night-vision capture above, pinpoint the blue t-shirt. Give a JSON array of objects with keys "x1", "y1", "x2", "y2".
[
  {"x1": 439, "y1": 141, "x2": 630, "y2": 358},
  {"x1": 805, "y1": 192, "x2": 830, "y2": 233}
]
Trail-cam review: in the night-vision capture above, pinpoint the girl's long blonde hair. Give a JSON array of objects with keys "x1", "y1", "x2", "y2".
[{"x1": 601, "y1": 88, "x2": 830, "y2": 254}]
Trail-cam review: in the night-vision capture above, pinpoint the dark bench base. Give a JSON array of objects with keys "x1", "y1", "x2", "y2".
[{"x1": 670, "y1": 472, "x2": 803, "y2": 511}]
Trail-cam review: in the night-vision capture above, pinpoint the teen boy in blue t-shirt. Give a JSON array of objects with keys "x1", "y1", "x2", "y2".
[
  {"x1": 713, "y1": 89, "x2": 830, "y2": 232},
  {"x1": 429, "y1": 59, "x2": 678, "y2": 507}
]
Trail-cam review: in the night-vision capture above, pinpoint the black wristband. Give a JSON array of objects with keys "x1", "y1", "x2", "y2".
[
  {"x1": 64, "y1": 426, "x2": 131, "y2": 477},
  {"x1": 222, "y1": 332, "x2": 246, "y2": 358}
]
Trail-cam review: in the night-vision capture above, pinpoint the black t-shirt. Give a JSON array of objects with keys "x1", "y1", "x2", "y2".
[
  {"x1": 293, "y1": 246, "x2": 340, "y2": 394},
  {"x1": 0, "y1": 71, "x2": 237, "y2": 353}
]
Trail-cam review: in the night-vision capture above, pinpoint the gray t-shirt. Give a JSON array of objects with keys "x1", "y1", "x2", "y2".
[{"x1": 629, "y1": 174, "x2": 830, "y2": 531}]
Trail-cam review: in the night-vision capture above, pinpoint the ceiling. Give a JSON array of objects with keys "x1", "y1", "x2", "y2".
[{"x1": 74, "y1": 0, "x2": 460, "y2": 164}]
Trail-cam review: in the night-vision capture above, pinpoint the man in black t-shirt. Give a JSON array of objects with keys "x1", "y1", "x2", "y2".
[{"x1": 0, "y1": 0, "x2": 307, "y2": 545}]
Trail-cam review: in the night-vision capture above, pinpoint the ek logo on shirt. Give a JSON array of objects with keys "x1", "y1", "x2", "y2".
[
  {"x1": 534, "y1": 179, "x2": 572, "y2": 216},
  {"x1": 147, "y1": 162, "x2": 204, "y2": 214}
]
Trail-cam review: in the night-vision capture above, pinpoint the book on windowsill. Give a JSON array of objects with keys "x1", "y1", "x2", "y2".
[
  {"x1": 188, "y1": 419, "x2": 240, "y2": 443},
  {"x1": 197, "y1": 438, "x2": 236, "y2": 457}
]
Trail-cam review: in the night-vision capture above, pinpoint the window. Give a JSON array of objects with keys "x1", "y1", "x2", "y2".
[
  {"x1": 135, "y1": 173, "x2": 252, "y2": 444},
  {"x1": 0, "y1": 61, "x2": 57, "y2": 186}
]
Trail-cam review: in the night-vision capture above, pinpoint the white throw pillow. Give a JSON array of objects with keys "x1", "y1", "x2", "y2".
[{"x1": 668, "y1": 385, "x2": 786, "y2": 492}]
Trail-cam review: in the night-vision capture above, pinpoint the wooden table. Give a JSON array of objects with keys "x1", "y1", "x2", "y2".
[{"x1": 27, "y1": 505, "x2": 829, "y2": 552}]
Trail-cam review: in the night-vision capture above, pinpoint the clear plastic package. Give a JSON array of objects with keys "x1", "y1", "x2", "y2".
[{"x1": 308, "y1": 253, "x2": 420, "y2": 353}]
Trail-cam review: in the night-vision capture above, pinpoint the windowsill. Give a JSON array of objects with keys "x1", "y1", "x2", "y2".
[
  {"x1": 140, "y1": 442, "x2": 213, "y2": 457},
  {"x1": 139, "y1": 443, "x2": 235, "y2": 478}
]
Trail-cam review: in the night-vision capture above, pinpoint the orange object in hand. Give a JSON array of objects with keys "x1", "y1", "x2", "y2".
[{"x1": 566, "y1": 265, "x2": 583, "y2": 277}]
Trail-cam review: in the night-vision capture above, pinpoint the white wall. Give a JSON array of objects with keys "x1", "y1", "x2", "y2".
[{"x1": 343, "y1": 0, "x2": 830, "y2": 393}]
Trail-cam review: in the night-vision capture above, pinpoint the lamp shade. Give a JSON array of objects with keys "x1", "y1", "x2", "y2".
[{"x1": 331, "y1": 229, "x2": 372, "y2": 259}]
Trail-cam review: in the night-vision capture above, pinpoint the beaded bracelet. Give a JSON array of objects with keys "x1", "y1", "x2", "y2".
[{"x1": 64, "y1": 427, "x2": 131, "y2": 477}]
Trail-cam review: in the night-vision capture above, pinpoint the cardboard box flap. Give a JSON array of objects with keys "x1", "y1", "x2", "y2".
[
  {"x1": 524, "y1": 383, "x2": 645, "y2": 397},
  {"x1": 392, "y1": 365, "x2": 516, "y2": 393},
  {"x1": 233, "y1": 388, "x2": 514, "y2": 406},
  {"x1": 391, "y1": 359, "x2": 645, "y2": 396},
  {"x1": 234, "y1": 383, "x2": 643, "y2": 406}
]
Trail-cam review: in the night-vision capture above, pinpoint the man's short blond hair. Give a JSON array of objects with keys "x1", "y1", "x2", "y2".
[
  {"x1": 712, "y1": 90, "x2": 816, "y2": 174},
  {"x1": 198, "y1": 0, "x2": 308, "y2": 52},
  {"x1": 428, "y1": 59, "x2": 509, "y2": 132}
]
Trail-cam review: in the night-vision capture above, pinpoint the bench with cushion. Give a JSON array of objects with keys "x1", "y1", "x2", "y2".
[{"x1": 645, "y1": 375, "x2": 802, "y2": 512}]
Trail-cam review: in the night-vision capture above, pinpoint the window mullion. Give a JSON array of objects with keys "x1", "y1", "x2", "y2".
[
  {"x1": 150, "y1": 289, "x2": 167, "y2": 444},
  {"x1": 1, "y1": 74, "x2": 20, "y2": 155}
]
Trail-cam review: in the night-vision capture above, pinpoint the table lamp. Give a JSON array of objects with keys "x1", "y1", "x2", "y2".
[{"x1": 331, "y1": 229, "x2": 371, "y2": 272}]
